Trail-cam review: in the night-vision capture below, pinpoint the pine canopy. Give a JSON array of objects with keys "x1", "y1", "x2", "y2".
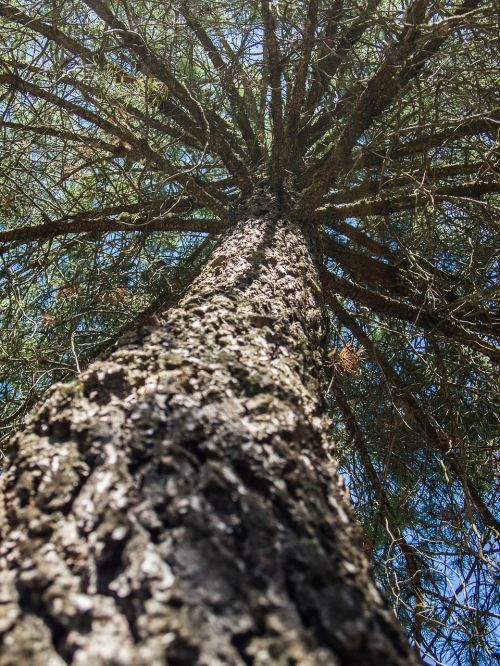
[{"x1": 0, "y1": 2, "x2": 498, "y2": 663}]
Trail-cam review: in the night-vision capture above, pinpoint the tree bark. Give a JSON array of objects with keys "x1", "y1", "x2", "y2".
[{"x1": 0, "y1": 194, "x2": 420, "y2": 666}]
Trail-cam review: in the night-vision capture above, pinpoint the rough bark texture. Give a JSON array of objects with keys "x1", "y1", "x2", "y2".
[{"x1": 0, "y1": 193, "x2": 420, "y2": 665}]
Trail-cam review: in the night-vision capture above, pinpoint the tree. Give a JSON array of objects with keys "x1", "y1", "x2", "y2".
[{"x1": 0, "y1": 1, "x2": 498, "y2": 664}]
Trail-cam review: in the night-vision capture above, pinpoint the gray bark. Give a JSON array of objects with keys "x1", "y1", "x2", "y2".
[{"x1": 0, "y1": 193, "x2": 420, "y2": 665}]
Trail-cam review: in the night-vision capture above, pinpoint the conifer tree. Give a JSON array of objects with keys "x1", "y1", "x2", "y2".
[{"x1": 0, "y1": 2, "x2": 497, "y2": 664}]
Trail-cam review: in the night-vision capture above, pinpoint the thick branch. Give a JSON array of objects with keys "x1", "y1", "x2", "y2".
[
  {"x1": 322, "y1": 271, "x2": 500, "y2": 363},
  {"x1": 298, "y1": 0, "x2": 481, "y2": 210},
  {"x1": 0, "y1": 120, "x2": 126, "y2": 156},
  {"x1": 0, "y1": 214, "x2": 223, "y2": 252},
  {"x1": 285, "y1": 0, "x2": 319, "y2": 146},
  {"x1": 0, "y1": 2, "x2": 97, "y2": 62},
  {"x1": 261, "y1": 0, "x2": 285, "y2": 190},
  {"x1": 322, "y1": 233, "x2": 398, "y2": 290},
  {"x1": 327, "y1": 162, "x2": 494, "y2": 204},
  {"x1": 82, "y1": 0, "x2": 253, "y2": 193},
  {"x1": 325, "y1": 218, "x2": 395, "y2": 258},
  {"x1": 349, "y1": 110, "x2": 500, "y2": 173},
  {"x1": 0, "y1": 73, "x2": 230, "y2": 217},
  {"x1": 314, "y1": 181, "x2": 500, "y2": 221},
  {"x1": 299, "y1": 0, "x2": 382, "y2": 148},
  {"x1": 0, "y1": 73, "x2": 135, "y2": 147},
  {"x1": 323, "y1": 235, "x2": 500, "y2": 335},
  {"x1": 179, "y1": 4, "x2": 262, "y2": 165},
  {"x1": 0, "y1": 2, "x2": 209, "y2": 153}
]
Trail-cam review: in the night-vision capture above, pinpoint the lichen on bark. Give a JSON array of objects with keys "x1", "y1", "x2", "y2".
[{"x1": 0, "y1": 195, "x2": 421, "y2": 665}]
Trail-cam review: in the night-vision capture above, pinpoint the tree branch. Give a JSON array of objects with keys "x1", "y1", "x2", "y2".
[
  {"x1": 0, "y1": 2, "x2": 211, "y2": 153},
  {"x1": 314, "y1": 181, "x2": 500, "y2": 221},
  {"x1": 0, "y1": 119, "x2": 126, "y2": 156},
  {"x1": 331, "y1": 381, "x2": 428, "y2": 605},
  {"x1": 261, "y1": 0, "x2": 285, "y2": 190},
  {"x1": 0, "y1": 214, "x2": 224, "y2": 252},
  {"x1": 179, "y1": 3, "x2": 263, "y2": 165},
  {"x1": 299, "y1": 0, "x2": 382, "y2": 149},
  {"x1": 82, "y1": 0, "x2": 253, "y2": 193},
  {"x1": 322, "y1": 270, "x2": 500, "y2": 363},
  {"x1": 297, "y1": 0, "x2": 481, "y2": 211},
  {"x1": 327, "y1": 161, "x2": 495, "y2": 204},
  {"x1": 328, "y1": 295, "x2": 500, "y2": 532},
  {"x1": 285, "y1": 0, "x2": 319, "y2": 148},
  {"x1": 348, "y1": 112, "x2": 499, "y2": 174}
]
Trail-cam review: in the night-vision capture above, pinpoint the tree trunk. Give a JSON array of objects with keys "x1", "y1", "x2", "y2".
[{"x1": 0, "y1": 194, "x2": 420, "y2": 666}]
